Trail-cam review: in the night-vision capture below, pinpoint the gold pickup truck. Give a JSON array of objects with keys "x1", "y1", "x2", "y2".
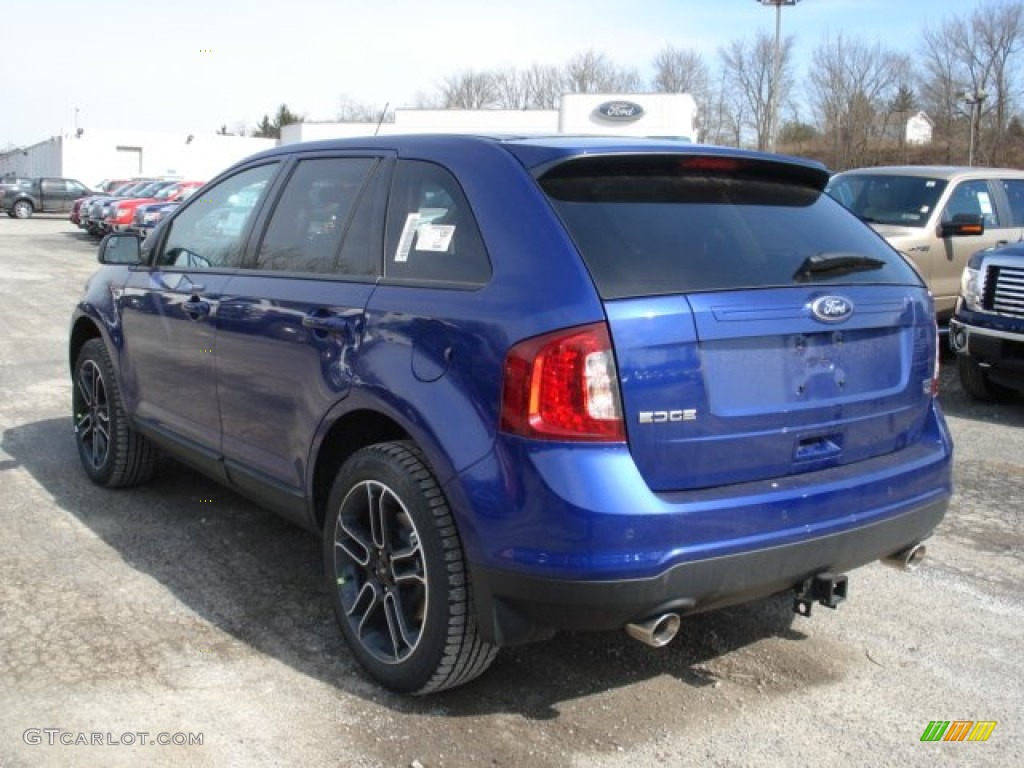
[{"x1": 826, "y1": 166, "x2": 1024, "y2": 323}]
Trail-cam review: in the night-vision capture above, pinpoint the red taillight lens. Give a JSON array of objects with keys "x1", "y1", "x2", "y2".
[{"x1": 500, "y1": 323, "x2": 624, "y2": 442}]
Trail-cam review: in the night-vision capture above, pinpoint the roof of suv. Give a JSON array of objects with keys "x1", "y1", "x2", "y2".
[
  {"x1": 241, "y1": 133, "x2": 831, "y2": 187},
  {"x1": 836, "y1": 165, "x2": 1024, "y2": 180}
]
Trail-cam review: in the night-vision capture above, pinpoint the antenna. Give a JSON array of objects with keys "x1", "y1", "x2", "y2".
[{"x1": 374, "y1": 102, "x2": 390, "y2": 137}]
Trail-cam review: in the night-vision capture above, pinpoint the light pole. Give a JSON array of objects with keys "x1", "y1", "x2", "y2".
[
  {"x1": 962, "y1": 89, "x2": 987, "y2": 167},
  {"x1": 757, "y1": 0, "x2": 800, "y2": 153}
]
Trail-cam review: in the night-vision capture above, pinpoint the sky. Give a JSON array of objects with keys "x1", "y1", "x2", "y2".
[{"x1": 0, "y1": 0, "x2": 993, "y2": 148}]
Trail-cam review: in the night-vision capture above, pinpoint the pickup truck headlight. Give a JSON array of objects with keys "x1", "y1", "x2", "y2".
[{"x1": 960, "y1": 251, "x2": 987, "y2": 312}]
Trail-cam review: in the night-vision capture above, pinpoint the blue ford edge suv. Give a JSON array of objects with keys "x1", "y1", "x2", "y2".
[{"x1": 70, "y1": 135, "x2": 953, "y2": 693}]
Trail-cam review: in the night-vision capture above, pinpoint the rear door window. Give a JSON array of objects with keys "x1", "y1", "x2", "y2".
[
  {"x1": 542, "y1": 156, "x2": 920, "y2": 299},
  {"x1": 254, "y1": 157, "x2": 376, "y2": 274}
]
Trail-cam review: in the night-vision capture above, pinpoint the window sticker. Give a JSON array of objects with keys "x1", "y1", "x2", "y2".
[
  {"x1": 394, "y1": 212, "x2": 421, "y2": 263},
  {"x1": 925, "y1": 181, "x2": 936, "y2": 187},
  {"x1": 977, "y1": 192, "x2": 994, "y2": 216},
  {"x1": 415, "y1": 224, "x2": 455, "y2": 252}
]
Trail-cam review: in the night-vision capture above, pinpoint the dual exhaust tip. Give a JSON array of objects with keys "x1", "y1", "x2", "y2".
[
  {"x1": 625, "y1": 612, "x2": 681, "y2": 648},
  {"x1": 625, "y1": 544, "x2": 926, "y2": 647},
  {"x1": 881, "y1": 543, "x2": 927, "y2": 571}
]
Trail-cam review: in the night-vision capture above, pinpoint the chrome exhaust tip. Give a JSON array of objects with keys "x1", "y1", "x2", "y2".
[
  {"x1": 625, "y1": 613, "x2": 681, "y2": 648},
  {"x1": 882, "y1": 543, "x2": 927, "y2": 571}
]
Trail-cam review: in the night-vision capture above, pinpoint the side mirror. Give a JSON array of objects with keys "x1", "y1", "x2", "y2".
[
  {"x1": 940, "y1": 213, "x2": 984, "y2": 238},
  {"x1": 98, "y1": 232, "x2": 142, "y2": 265}
]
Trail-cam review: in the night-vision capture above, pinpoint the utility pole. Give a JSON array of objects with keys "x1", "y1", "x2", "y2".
[
  {"x1": 757, "y1": 0, "x2": 800, "y2": 153},
  {"x1": 963, "y1": 90, "x2": 987, "y2": 167}
]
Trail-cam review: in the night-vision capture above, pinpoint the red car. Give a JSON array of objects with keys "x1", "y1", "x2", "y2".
[{"x1": 104, "y1": 181, "x2": 205, "y2": 233}]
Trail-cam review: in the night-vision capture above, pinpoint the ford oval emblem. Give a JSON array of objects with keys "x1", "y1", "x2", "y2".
[
  {"x1": 810, "y1": 296, "x2": 854, "y2": 323},
  {"x1": 595, "y1": 100, "x2": 645, "y2": 122}
]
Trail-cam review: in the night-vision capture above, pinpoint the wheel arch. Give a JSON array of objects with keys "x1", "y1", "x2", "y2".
[
  {"x1": 69, "y1": 316, "x2": 103, "y2": 375},
  {"x1": 309, "y1": 408, "x2": 409, "y2": 531}
]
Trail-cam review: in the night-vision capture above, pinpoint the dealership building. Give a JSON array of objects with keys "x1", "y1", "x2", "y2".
[
  {"x1": 1, "y1": 93, "x2": 697, "y2": 186},
  {"x1": 282, "y1": 93, "x2": 698, "y2": 144}
]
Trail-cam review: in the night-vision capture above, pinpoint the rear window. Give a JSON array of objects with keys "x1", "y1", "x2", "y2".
[{"x1": 541, "y1": 156, "x2": 921, "y2": 299}]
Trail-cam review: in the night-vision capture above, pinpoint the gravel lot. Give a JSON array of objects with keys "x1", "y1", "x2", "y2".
[{"x1": 1, "y1": 216, "x2": 1021, "y2": 768}]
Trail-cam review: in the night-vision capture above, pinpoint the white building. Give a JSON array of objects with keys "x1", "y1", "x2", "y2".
[
  {"x1": 0, "y1": 131, "x2": 276, "y2": 186},
  {"x1": 905, "y1": 111, "x2": 934, "y2": 146},
  {"x1": 281, "y1": 93, "x2": 698, "y2": 145}
]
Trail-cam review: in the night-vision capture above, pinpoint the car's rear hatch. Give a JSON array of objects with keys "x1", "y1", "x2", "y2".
[{"x1": 540, "y1": 153, "x2": 937, "y2": 492}]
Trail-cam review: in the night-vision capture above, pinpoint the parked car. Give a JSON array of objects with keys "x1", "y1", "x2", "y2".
[
  {"x1": 949, "y1": 242, "x2": 1024, "y2": 399},
  {"x1": 78, "y1": 181, "x2": 154, "y2": 234},
  {"x1": 129, "y1": 195, "x2": 195, "y2": 239},
  {"x1": 83, "y1": 180, "x2": 168, "y2": 236},
  {"x1": 2, "y1": 177, "x2": 94, "y2": 218},
  {"x1": 825, "y1": 166, "x2": 1024, "y2": 324},
  {"x1": 71, "y1": 136, "x2": 952, "y2": 694},
  {"x1": 106, "y1": 181, "x2": 204, "y2": 234}
]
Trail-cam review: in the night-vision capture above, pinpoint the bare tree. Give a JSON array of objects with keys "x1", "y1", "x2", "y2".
[
  {"x1": 563, "y1": 50, "x2": 641, "y2": 93},
  {"x1": 919, "y1": 18, "x2": 965, "y2": 162},
  {"x1": 807, "y1": 34, "x2": 907, "y2": 169},
  {"x1": 973, "y1": 0, "x2": 1024, "y2": 164},
  {"x1": 918, "y1": 1, "x2": 1024, "y2": 165},
  {"x1": 336, "y1": 94, "x2": 387, "y2": 123},
  {"x1": 719, "y1": 32, "x2": 792, "y2": 150},
  {"x1": 492, "y1": 67, "x2": 531, "y2": 109},
  {"x1": 521, "y1": 63, "x2": 565, "y2": 109},
  {"x1": 439, "y1": 70, "x2": 497, "y2": 109},
  {"x1": 651, "y1": 45, "x2": 709, "y2": 94},
  {"x1": 701, "y1": 66, "x2": 744, "y2": 146}
]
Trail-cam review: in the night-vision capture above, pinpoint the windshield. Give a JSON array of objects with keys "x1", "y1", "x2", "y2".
[{"x1": 825, "y1": 173, "x2": 948, "y2": 227}]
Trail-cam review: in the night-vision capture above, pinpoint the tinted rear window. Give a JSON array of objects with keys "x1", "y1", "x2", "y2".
[{"x1": 541, "y1": 156, "x2": 920, "y2": 299}]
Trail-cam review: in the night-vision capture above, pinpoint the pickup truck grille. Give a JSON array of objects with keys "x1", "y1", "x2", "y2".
[{"x1": 984, "y1": 264, "x2": 1024, "y2": 318}]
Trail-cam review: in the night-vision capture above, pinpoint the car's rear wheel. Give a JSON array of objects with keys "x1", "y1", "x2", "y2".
[
  {"x1": 72, "y1": 338, "x2": 157, "y2": 487},
  {"x1": 324, "y1": 441, "x2": 496, "y2": 694},
  {"x1": 12, "y1": 200, "x2": 33, "y2": 219},
  {"x1": 957, "y1": 355, "x2": 1013, "y2": 402}
]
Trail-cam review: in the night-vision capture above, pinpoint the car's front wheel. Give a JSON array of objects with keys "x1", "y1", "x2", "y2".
[
  {"x1": 324, "y1": 441, "x2": 496, "y2": 694},
  {"x1": 72, "y1": 338, "x2": 157, "y2": 487},
  {"x1": 12, "y1": 200, "x2": 33, "y2": 219}
]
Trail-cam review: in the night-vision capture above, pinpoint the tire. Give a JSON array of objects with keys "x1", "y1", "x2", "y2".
[
  {"x1": 72, "y1": 338, "x2": 157, "y2": 487},
  {"x1": 324, "y1": 441, "x2": 497, "y2": 694},
  {"x1": 957, "y1": 355, "x2": 1013, "y2": 402},
  {"x1": 12, "y1": 200, "x2": 33, "y2": 219}
]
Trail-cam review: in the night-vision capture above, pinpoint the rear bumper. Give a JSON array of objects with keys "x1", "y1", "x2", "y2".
[
  {"x1": 454, "y1": 402, "x2": 952, "y2": 645},
  {"x1": 471, "y1": 495, "x2": 948, "y2": 645}
]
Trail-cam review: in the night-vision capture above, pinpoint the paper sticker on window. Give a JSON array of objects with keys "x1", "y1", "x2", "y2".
[
  {"x1": 415, "y1": 224, "x2": 455, "y2": 253},
  {"x1": 395, "y1": 213, "x2": 421, "y2": 263},
  {"x1": 977, "y1": 192, "x2": 994, "y2": 216}
]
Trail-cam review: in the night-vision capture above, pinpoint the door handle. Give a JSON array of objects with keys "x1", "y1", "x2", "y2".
[
  {"x1": 182, "y1": 296, "x2": 211, "y2": 318},
  {"x1": 302, "y1": 314, "x2": 352, "y2": 333}
]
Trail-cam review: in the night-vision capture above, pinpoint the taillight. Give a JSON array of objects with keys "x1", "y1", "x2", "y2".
[{"x1": 500, "y1": 322, "x2": 625, "y2": 441}]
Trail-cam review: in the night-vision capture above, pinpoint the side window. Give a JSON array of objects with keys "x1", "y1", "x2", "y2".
[
  {"x1": 1000, "y1": 179, "x2": 1024, "y2": 227},
  {"x1": 41, "y1": 180, "x2": 66, "y2": 195},
  {"x1": 255, "y1": 157, "x2": 374, "y2": 274},
  {"x1": 156, "y1": 164, "x2": 277, "y2": 269},
  {"x1": 384, "y1": 160, "x2": 491, "y2": 285},
  {"x1": 67, "y1": 181, "x2": 87, "y2": 195},
  {"x1": 942, "y1": 180, "x2": 999, "y2": 228}
]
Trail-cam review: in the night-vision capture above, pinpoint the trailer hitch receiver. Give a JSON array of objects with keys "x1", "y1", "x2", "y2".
[{"x1": 793, "y1": 572, "x2": 848, "y2": 617}]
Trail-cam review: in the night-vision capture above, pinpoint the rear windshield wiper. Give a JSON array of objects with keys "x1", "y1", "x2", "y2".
[{"x1": 793, "y1": 252, "x2": 887, "y2": 283}]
